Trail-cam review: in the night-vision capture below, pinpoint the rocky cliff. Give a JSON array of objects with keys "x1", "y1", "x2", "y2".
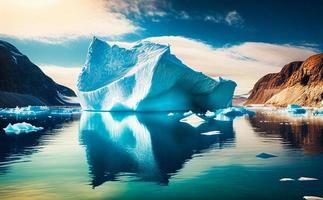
[
  {"x1": 0, "y1": 40, "x2": 77, "y2": 107},
  {"x1": 245, "y1": 53, "x2": 323, "y2": 107}
]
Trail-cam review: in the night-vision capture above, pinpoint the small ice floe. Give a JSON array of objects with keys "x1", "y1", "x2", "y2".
[
  {"x1": 303, "y1": 196, "x2": 323, "y2": 200},
  {"x1": 3, "y1": 122, "x2": 43, "y2": 134},
  {"x1": 286, "y1": 104, "x2": 306, "y2": 114},
  {"x1": 167, "y1": 112, "x2": 174, "y2": 116},
  {"x1": 298, "y1": 177, "x2": 319, "y2": 181},
  {"x1": 200, "y1": 130, "x2": 221, "y2": 136},
  {"x1": 214, "y1": 107, "x2": 255, "y2": 121},
  {"x1": 205, "y1": 110, "x2": 215, "y2": 118},
  {"x1": 180, "y1": 114, "x2": 205, "y2": 128},
  {"x1": 183, "y1": 110, "x2": 193, "y2": 117},
  {"x1": 279, "y1": 178, "x2": 295, "y2": 182},
  {"x1": 313, "y1": 109, "x2": 323, "y2": 116},
  {"x1": 256, "y1": 152, "x2": 278, "y2": 159}
]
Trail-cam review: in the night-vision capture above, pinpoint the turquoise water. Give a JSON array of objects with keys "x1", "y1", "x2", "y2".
[{"x1": 0, "y1": 110, "x2": 322, "y2": 200}]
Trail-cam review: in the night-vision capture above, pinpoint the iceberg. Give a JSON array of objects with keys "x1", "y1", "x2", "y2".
[
  {"x1": 298, "y1": 177, "x2": 318, "y2": 181},
  {"x1": 3, "y1": 122, "x2": 43, "y2": 134},
  {"x1": 279, "y1": 178, "x2": 295, "y2": 182},
  {"x1": 77, "y1": 37, "x2": 236, "y2": 111},
  {"x1": 303, "y1": 196, "x2": 323, "y2": 200},
  {"x1": 286, "y1": 104, "x2": 306, "y2": 114},
  {"x1": 205, "y1": 110, "x2": 216, "y2": 118},
  {"x1": 214, "y1": 107, "x2": 255, "y2": 121},
  {"x1": 180, "y1": 114, "x2": 206, "y2": 128},
  {"x1": 0, "y1": 106, "x2": 49, "y2": 116},
  {"x1": 313, "y1": 109, "x2": 323, "y2": 116},
  {"x1": 200, "y1": 130, "x2": 221, "y2": 136},
  {"x1": 256, "y1": 152, "x2": 277, "y2": 159}
]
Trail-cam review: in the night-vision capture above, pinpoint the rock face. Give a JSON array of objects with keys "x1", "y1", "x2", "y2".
[
  {"x1": 0, "y1": 40, "x2": 77, "y2": 107},
  {"x1": 245, "y1": 53, "x2": 323, "y2": 107},
  {"x1": 77, "y1": 37, "x2": 236, "y2": 111}
]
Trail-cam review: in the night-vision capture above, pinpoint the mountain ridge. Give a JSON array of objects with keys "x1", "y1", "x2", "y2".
[
  {"x1": 0, "y1": 40, "x2": 77, "y2": 108},
  {"x1": 245, "y1": 53, "x2": 323, "y2": 107}
]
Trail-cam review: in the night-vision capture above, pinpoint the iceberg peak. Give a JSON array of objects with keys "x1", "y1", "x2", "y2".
[{"x1": 77, "y1": 37, "x2": 236, "y2": 111}]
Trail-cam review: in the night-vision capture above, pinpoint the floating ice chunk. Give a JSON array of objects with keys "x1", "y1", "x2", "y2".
[
  {"x1": 286, "y1": 104, "x2": 306, "y2": 114},
  {"x1": 205, "y1": 110, "x2": 215, "y2": 118},
  {"x1": 303, "y1": 196, "x2": 323, "y2": 200},
  {"x1": 3, "y1": 122, "x2": 43, "y2": 134},
  {"x1": 180, "y1": 114, "x2": 205, "y2": 128},
  {"x1": 183, "y1": 110, "x2": 193, "y2": 117},
  {"x1": 77, "y1": 37, "x2": 236, "y2": 111},
  {"x1": 214, "y1": 107, "x2": 255, "y2": 121},
  {"x1": 200, "y1": 131, "x2": 221, "y2": 136},
  {"x1": 313, "y1": 109, "x2": 323, "y2": 116},
  {"x1": 0, "y1": 106, "x2": 49, "y2": 116},
  {"x1": 167, "y1": 112, "x2": 174, "y2": 116},
  {"x1": 279, "y1": 178, "x2": 295, "y2": 182},
  {"x1": 256, "y1": 152, "x2": 277, "y2": 159},
  {"x1": 298, "y1": 177, "x2": 318, "y2": 181}
]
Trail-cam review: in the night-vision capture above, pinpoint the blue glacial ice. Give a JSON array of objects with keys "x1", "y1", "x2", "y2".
[
  {"x1": 77, "y1": 37, "x2": 236, "y2": 111},
  {"x1": 286, "y1": 104, "x2": 306, "y2": 114},
  {"x1": 213, "y1": 106, "x2": 255, "y2": 121},
  {"x1": 3, "y1": 122, "x2": 43, "y2": 134},
  {"x1": 0, "y1": 106, "x2": 49, "y2": 116}
]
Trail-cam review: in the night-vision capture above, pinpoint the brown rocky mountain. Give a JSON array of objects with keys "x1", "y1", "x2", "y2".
[
  {"x1": 0, "y1": 40, "x2": 77, "y2": 108},
  {"x1": 245, "y1": 53, "x2": 323, "y2": 107}
]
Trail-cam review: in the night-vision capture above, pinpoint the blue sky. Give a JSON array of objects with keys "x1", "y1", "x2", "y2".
[{"x1": 0, "y1": 0, "x2": 322, "y2": 93}]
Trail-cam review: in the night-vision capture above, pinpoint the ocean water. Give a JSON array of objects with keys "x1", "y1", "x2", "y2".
[{"x1": 0, "y1": 109, "x2": 322, "y2": 200}]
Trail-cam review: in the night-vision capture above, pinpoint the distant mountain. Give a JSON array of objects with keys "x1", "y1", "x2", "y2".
[
  {"x1": 245, "y1": 53, "x2": 323, "y2": 107},
  {"x1": 0, "y1": 40, "x2": 77, "y2": 108}
]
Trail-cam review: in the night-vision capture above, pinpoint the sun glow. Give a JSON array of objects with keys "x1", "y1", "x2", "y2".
[{"x1": 7, "y1": 0, "x2": 59, "y2": 8}]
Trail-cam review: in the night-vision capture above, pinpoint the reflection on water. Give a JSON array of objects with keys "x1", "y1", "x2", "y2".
[
  {"x1": 0, "y1": 113, "x2": 80, "y2": 174},
  {"x1": 0, "y1": 109, "x2": 322, "y2": 199},
  {"x1": 79, "y1": 112, "x2": 235, "y2": 187},
  {"x1": 248, "y1": 112, "x2": 323, "y2": 154}
]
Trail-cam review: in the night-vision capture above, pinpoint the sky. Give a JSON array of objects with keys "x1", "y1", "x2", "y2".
[{"x1": 0, "y1": 0, "x2": 322, "y2": 94}]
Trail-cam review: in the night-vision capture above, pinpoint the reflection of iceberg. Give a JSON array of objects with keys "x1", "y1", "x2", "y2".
[
  {"x1": 80, "y1": 112, "x2": 161, "y2": 186},
  {"x1": 77, "y1": 37, "x2": 236, "y2": 111},
  {"x1": 79, "y1": 112, "x2": 235, "y2": 187}
]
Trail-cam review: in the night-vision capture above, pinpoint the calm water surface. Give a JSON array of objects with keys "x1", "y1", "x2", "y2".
[{"x1": 0, "y1": 109, "x2": 322, "y2": 200}]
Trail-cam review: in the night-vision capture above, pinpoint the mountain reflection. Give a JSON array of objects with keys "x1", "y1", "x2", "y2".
[
  {"x1": 79, "y1": 112, "x2": 235, "y2": 188},
  {"x1": 248, "y1": 112, "x2": 323, "y2": 154}
]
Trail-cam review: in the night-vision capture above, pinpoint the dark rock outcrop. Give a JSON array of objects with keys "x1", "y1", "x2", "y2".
[
  {"x1": 0, "y1": 40, "x2": 77, "y2": 107},
  {"x1": 245, "y1": 53, "x2": 323, "y2": 107}
]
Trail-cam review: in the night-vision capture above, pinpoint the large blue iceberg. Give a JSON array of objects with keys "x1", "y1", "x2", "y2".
[{"x1": 77, "y1": 37, "x2": 236, "y2": 111}]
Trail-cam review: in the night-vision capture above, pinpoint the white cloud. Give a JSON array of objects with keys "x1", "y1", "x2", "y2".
[
  {"x1": 107, "y1": 0, "x2": 168, "y2": 18},
  {"x1": 225, "y1": 11, "x2": 244, "y2": 26},
  {"x1": 110, "y1": 36, "x2": 318, "y2": 94},
  {"x1": 0, "y1": 0, "x2": 138, "y2": 42},
  {"x1": 205, "y1": 11, "x2": 244, "y2": 27}
]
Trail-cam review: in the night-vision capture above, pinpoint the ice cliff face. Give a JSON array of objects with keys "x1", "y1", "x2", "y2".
[{"x1": 77, "y1": 37, "x2": 236, "y2": 111}]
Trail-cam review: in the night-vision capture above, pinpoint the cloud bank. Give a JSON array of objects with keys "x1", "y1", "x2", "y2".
[{"x1": 0, "y1": 0, "x2": 137, "y2": 42}]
